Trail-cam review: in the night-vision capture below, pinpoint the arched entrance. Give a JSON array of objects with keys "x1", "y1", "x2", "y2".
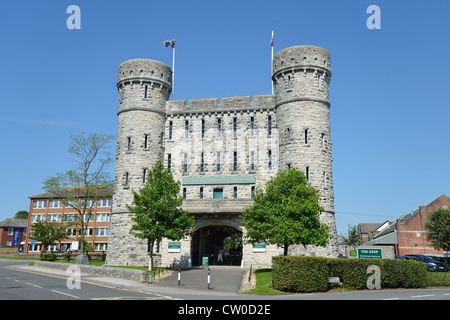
[{"x1": 191, "y1": 225, "x2": 243, "y2": 266}]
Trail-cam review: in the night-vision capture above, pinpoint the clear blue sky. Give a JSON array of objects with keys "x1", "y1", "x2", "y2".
[{"x1": 0, "y1": 0, "x2": 448, "y2": 236}]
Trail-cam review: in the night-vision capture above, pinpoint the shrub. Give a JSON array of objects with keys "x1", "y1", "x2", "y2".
[
  {"x1": 39, "y1": 252, "x2": 57, "y2": 261},
  {"x1": 272, "y1": 256, "x2": 427, "y2": 293},
  {"x1": 272, "y1": 256, "x2": 329, "y2": 293}
]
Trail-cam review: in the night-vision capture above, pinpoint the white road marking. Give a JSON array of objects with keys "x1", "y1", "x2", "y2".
[
  {"x1": 25, "y1": 282, "x2": 43, "y2": 289},
  {"x1": 411, "y1": 294, "x2": 434, "y2": 298},
  {"x1": 51, "y1": 290, "x2": 80, "y2": 299}
]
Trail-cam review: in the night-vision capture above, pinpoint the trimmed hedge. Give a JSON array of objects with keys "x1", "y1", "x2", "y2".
[{"x1": 272, "y1": 256, "x2": 427, "y2": 293}]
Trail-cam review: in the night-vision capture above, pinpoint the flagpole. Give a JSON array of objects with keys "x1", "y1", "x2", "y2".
[
  {"x1": 172, "y1": 39, "x2": 175, "y2": 100},
  {"x1": 271, "y1": 31, "x2": 274, "y2": 95}
]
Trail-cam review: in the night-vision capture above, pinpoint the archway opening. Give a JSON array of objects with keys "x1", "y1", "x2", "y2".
[{"x1": 191, "y1": 225, "x2": 243, "y2": 266}]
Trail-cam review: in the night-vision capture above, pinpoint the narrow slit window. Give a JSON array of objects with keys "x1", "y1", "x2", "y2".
[
  {"x1": 144, "y1": 134, "x2": 149, "y2": 149},
  {"x1": 217, "y1": 118, "x2": 222, "y2": 138},
  {"x1": 200, "y1": 152, "x2": 204, "y2": 172},
  {"x1": 127, "y1": 137, "x2": 131, "y2": 151},
  {"x1": 217, "y1": 152, "x2": 221, "y2": 172},
  {"x1": 142, "y1": 168, "x2": 147, "y2": 183},
  {"x1": 201, "y1": 119, "x2": 205, "y2": 139},
  {"x1": 250, "y1": 151, "x2": 255, "y2": 171},
  {"x1": 144, "y1": 85, "x2": 148, "y2": 98},
  {"x1": 124, "y1": 172, "x2": 129, "y2": 188},
  {"x1": 268, "y1": 150, "x2": 272, "y2": 170}
]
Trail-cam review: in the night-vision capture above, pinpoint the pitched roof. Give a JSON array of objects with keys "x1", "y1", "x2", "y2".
[
  {"x1": 29, "y1": 185, "x2": 113, "y2": 199},
  {"x1": 357, "y1": 223, "x2": 383, "y2": 234},
  {"x1": 0, "y1": 218, "x2": 28, "y2": 228}
]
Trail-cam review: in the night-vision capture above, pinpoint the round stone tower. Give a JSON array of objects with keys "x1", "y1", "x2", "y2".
[
  {"x1": 272, "y1": 45, "x2": 338, "y2": 257},
  {"x1": 106, "y1": 59, "x2": 172, "y2": 266}
]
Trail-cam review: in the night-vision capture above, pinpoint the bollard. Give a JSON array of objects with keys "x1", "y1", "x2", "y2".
[
  {"x1": 207, "y1": 267, "x2": 211, "y2": 289},
  {"x1": 178, "y1": 267, "x2": 181, "y2": 286}
]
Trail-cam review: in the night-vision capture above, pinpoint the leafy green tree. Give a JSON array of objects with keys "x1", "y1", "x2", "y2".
[
  {"x1": 30, "y1": 221, "x2": 71, "y2": 255},
  {"x1": 127, "y1": 161, "x2": 195, "y2": 270},
  {"x1": 14, "y1": 211, "x2": 28, "y2": 219},
  {"x1": 425, "y1": 208, "x2": 450, "y2": 252},
  {"x1": 341, "y1": 224, "x2": 362, "y2": 250},
  {"x1": 242, "y1": 168, "x2": 330, "y2": 256},
  {"x1": 43, "y1": 132, "x2": 114, "y2": 255}
]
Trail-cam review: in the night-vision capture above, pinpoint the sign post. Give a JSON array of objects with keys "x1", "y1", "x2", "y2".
[{"x1": 202, "y1": 256, "x2": 209, "y2": 267}]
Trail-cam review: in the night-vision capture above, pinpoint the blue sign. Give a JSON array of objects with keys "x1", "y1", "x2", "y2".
[{"x1": 12, "y1": 228, "x2": 21, "y2": 247}]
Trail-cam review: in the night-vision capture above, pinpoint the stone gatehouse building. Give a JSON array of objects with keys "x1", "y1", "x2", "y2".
[{"x1": 106, "y1": 45, "x2": 339, "y2": 268}]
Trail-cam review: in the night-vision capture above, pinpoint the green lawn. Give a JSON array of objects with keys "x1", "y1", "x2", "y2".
[{"x1": 244, "y1": 269, "x2": 287, "y2": 295}]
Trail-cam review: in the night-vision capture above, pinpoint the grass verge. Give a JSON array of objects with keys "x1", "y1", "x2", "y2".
[{"x1": 244, "y1": 269, "x2": 287, "y2": 295}]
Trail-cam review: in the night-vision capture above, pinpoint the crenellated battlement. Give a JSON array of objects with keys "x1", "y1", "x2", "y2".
[{"x1": 166, "y1": 94, "x2": 275, "y2": 116}]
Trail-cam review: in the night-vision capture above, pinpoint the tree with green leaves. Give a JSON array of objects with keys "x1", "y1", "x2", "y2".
[
  {"x1": 14, "y1": 211, "x2": 28, "y2": 219},
  {"x1": 127, "y1": 160, "x2": 195, "y2": 271},
  {"x1": 30, "y1": 221, "x2": 71, "y2": 256},
  {"x1": 425, "y1": 207, "x2": 450, "y2": 252},
  {"x1": 341, "y1": 224, "x2": 362, "y2": 251},
  {"x1": 43, "y1": 132, "x2": 114, "y2": 255},
  {"x1": 242, "y1": 168, "x2": 330, "y2": 256}
]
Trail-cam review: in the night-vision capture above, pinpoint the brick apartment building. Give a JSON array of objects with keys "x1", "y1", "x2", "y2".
[
  {"x1": 25, "y1": 186, "x2": 113, "y2": 254},
  {"x1": 362, "y1": 194, "x2": 449, "y2": 256},
  {"x1": 396, "y1": 194, "x2": 449, "y2": 255}
]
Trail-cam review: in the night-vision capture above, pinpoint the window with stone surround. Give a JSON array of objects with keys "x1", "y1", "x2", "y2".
[
  {"x1": 268, "y1": 115, "x2": 272, "y2": 136},
  {"x1": 217, "y1": 152, "x2": 221, "y2": 172},
  {"x1": 185, "y1": 120, "x2": 189, "y2": 139},
  {"x1": 167, "y1": 154, "x2": 172, "y2": 172},
  {"x1": 202, "y1": 119, "x2": 206, "y2": 139},
  {"x1": 217, "y1": 118, "x2": 222, "y2": 138}
]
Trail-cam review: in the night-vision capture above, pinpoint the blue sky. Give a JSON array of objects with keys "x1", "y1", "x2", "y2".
[{"x1": 0, "y1": 0, "x2": 448, "y2": 236}]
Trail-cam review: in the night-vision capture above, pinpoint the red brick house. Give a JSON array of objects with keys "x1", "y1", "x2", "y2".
[
  {"x1": 397, "y1": 194, "x2": 449, "y2": 256},
  {"x1": 364, "y1": 195, "x2": 449, "y2": 256},
  {"x1": 0, "y1": 218, "x2": 28, "y2": 252}
]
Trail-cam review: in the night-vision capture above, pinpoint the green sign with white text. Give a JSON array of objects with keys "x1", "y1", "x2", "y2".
[
  {"x1": 182, "y1": 175, "x2": 255, "y2": 185},
  {"x1": 358, "y1": 248, "x2": 382, "y2": 259}
]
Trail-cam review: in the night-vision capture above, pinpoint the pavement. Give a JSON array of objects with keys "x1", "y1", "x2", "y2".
[{"x1": 11, "y1": 262, "x2": 250, "y2": 299}]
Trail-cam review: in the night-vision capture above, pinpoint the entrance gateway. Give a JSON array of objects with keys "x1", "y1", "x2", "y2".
[{"x1": 192, "y1": 225, "x2": 243, "y2": 266}]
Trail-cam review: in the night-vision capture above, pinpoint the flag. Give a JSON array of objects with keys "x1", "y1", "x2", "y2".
[
  {"x1": 164, "y1": 40, "x2": 175, "y2": 48},
  {"x1": 270, "y1": 33, "x2": 274, "y2": 47}
]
